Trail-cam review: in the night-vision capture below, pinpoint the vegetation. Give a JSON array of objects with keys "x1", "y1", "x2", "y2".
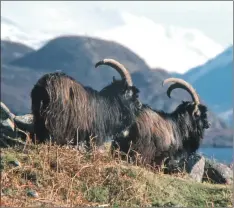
[{"x1": 0, "y1": 142, "x2": 232, "y2": 207}]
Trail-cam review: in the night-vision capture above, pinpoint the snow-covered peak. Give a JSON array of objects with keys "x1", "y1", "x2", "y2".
[
  {"x1": 1, "y1": 16, "x2": 31, "y2": 43},
  {"x1": 184, "y1": 45, "x2": 233, "y2": 83},
  {"x1": 1, "y1": 13, "x2": 224, "y2": 74},
  {"x1": 94, "y1": 12, "x2": 224, "y2": 74},
  {"x1": 1, "y1": 16, "x2": 51, "y2": 49}
]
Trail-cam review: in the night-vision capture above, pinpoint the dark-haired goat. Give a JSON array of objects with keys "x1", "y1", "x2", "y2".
[
  {"x1": 31, "y1": 59, "x2": 141, "y2": 146},
  {"x1": 110, "y1": 77, "x2": 211, "y2": 170}
]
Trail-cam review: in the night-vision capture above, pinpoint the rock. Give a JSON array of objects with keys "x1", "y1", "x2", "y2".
[
  {"x1": 1, "y1": 118, "x2": 15, "y2": 132},
  {"x1": 203, "y1": 158, "x2": 233, "y2": 184},
  {"x1": 168, "y1": 153, "x2": 233, "y2": 185},
  {"x1": 0, "y1": 102, "x2": 15, "y2": 120},
  {"x1": 27, "y1": 190, "x2": 39, "y2": 198},
  {"x1": 8, "y1": 160, "x2": 21, "y2": 167},
  {"x1": 0, "y1": 102, "x2": 34, "y2": 147},
  {"x1": 14, "y1": 114, "x2": 34, "y2": 133},
  {"x1": 0, "y1": 118, "x2": 18, "y2": 146},
  {"x1": 162, "y1": 154, "x2": 205, "y2": 183},
  {"x1": 186, "y1": 154, "x2": 205, "y2": 183},
  {"x1": 0, "y1": 120, "x2": 26, "y2": 147},
  {"x1": 1, "y1": 101, "x2": 34, "y2": 134}
]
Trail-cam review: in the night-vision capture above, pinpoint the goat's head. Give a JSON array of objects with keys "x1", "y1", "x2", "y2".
[
  {"x1": 95, "y1": 59, "x2": 141, "y2": 105},
  {"x1": 163, "y1": 78, "x2": 211, "y2": 131}
]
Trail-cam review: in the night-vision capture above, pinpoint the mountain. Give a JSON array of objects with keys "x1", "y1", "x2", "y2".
[
  {"x1": 180, "y1": 46, "x2": 233, "y2": 125},
  {"x1": 1, "y1": 16, "x2": 51, "y2": 49},
  {"x1": 9, "y1": 35, "x2": 150, "y2": 89},
  {"x1": 1, "y1": 16, "x2": 32, "y2": 44},
  {"x1": 1, "y1": 14, "x2": 224, "y2": 74},
  {"x1": 93, "y1": 12, "x2": 224, "y2": 73},
  {"x1": 2, "y1": 35, "x2": 151, "y2": 114},
  {"x1": 1, "y1": 36, "x2": 232, "y2": 147},
  {"x1": 1, "y1": 40, "x2": 35, "y2": 63},
  {"x1": 1, "y1": 63, "x2": 45, "y2": 114}
]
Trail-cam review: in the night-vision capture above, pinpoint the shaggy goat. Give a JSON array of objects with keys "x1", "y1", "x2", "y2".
[
  {"x1": 111, "y1": 78, "x2": 211, "y2": 169},
  {"x1": 31, "y1": 59, "x2": 141, "y2": 146}
]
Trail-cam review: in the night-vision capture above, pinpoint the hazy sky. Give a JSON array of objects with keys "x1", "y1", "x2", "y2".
[{"x1": 1, "y1": 1, "x2": 233, "y2": 48}]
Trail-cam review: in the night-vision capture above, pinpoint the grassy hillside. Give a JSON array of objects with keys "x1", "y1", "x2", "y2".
[{"x1": 1, "y1": 143, "x2": 232, "y2": 207}]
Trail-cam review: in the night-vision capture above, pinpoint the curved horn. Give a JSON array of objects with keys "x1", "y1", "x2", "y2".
[
  {"x1": 162, "y1": 78, "x2": 200, "y2": 105},
  {"x1": 95, "y1": 59, "x2": 133, "y2": 86}
]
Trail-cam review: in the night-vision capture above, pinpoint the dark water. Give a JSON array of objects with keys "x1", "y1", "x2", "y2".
[{"x1": 199, "y1": 147, "x2": 233, "y2": 165}]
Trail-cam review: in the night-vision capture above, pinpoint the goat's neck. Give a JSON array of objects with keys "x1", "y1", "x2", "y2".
[{"x1": 173, "y1": 110, "x2": 202, "y2": 154}]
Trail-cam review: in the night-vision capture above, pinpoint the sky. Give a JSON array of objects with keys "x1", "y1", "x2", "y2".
[
  {"x1": 1, "y1": 1, "x2": 233, "y2": 47},
  {"x1": 1, "y1": 1, "x2": 233, "y2": 73}
]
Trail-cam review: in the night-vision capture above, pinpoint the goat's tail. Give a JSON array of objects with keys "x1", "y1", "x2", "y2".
[{"x1": 30, "y1": 84, "x2": 50, "y2": 143}]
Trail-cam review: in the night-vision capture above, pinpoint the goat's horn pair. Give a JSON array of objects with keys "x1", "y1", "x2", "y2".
[
  {"x1": 162, "y1": 78, "x2": 200, "y2": 114},
  {"x1": 95, "y1": 59, "x2": 133, "y2": 86}
]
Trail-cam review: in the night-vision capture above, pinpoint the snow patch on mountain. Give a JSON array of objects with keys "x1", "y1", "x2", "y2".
[
  {"x1": 220, "y1": 109, "x2": 233, "y2": 120},
  {"x1": 184, "y1": 46, "x2": 233, "y2": 84},
  {"x1": 179, "y1": 46, "x2": 233, "y2": 126},
  {"x1": 1, "y1": 16, "x2": 51, "y2": 49},
  {"x1": 219, "y1": 109, "x2": 233, "y2": 126},
  {"x1": 1, "y1": 12, "x2": 224, "y2": 74},
  {"x1": 94, "y1": 12, "x2": 224, "y2": 73}
]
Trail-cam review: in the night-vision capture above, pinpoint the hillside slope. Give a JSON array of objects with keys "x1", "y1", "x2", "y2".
[
  {"x1": 10, "y1": 35, "x2": 150, "y2": 89},
  {"x1": 1, "y1": 40, "x2": 34, "y2": 63},
  {"x1": 1, "y1": 144, "x2": 232, "y2": 207},
  {"x1": 182, "y1": 46, "x2": 233, "y2": 125}
]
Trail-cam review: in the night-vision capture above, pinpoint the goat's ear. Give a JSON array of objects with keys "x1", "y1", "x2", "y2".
[
  {"x1": 132, "y1": 86, "x2": 140, "y2": 94},
  {"x1": 199, "y1": 105, "x2": 208, "y2": 113}
]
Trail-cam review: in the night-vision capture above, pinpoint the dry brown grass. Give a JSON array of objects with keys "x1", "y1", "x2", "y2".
[{"x1": 0, "y1": 141, "x2": 233, "y2": 207}]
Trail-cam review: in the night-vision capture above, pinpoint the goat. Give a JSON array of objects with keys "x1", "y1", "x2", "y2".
[
  {"x1": 30, "y1": 59, "x2": 141, "y2": 146},
  {"x1": 110, "y1": 77, "x2": 211, "y2": 170}
]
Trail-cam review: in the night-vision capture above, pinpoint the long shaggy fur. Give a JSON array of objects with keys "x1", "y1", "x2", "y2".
[
  {"x1": 31, "y1": 72, "x2": 141, "y2": 146},
  {"x1": 112, "y1": 94, "x2": 210, "y2": 169}
]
